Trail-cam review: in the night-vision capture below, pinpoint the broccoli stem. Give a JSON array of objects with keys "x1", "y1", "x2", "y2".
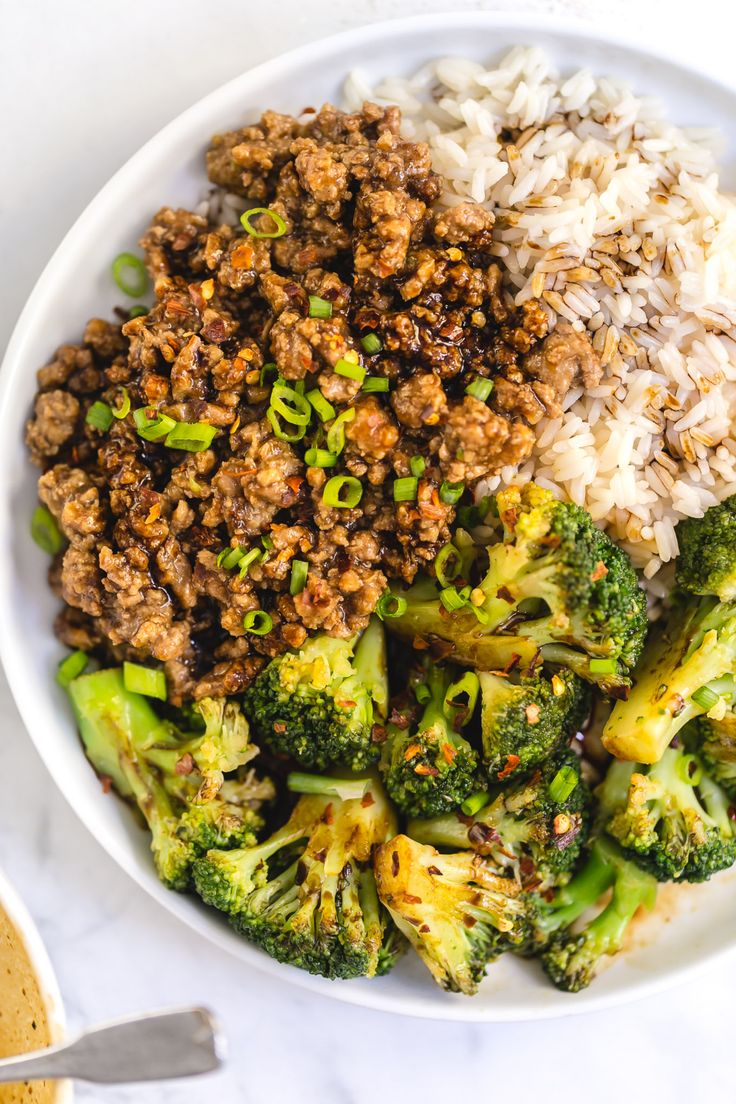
[
  {"x1": 579, "y1": 851, "x2": 656, "y2": 956},
  {"x1": 352, "y1": 616, "x2": 389, "y2": 721},
  {"x1": 286, "y1": 772, "x2": 370, "y2": 801},
  {"x1": 540, "y1": 840, "x2": 617, "y2": 936},
  {"x1": 419, "y1": 665, "x2": 454, "y2": 738}
]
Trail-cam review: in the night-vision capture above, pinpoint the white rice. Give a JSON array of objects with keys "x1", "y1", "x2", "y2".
[{"x1": 344, "y1": 48, "x2": 736, "y2": 582}]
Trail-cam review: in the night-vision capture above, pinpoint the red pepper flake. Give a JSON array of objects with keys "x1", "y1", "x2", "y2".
[
  {"x1": 419, "y1": 924, "x2": 431, "y2": 934},
  {"x1": 323, "y1": 803, "x2": 334, "y2": 826},
  {"x1": 175, "y1": 752, "x2": 196, "y2": 776},
  {"x1": 370, "y1": 724, "x2": 388, "y2": 745},
  {"x1": 525, "y1": 703, "x2": 541, "y2": 725},
  {"x1": 496, "y1": 585, "x2": 515, "y2": 604},
  {"x1": 273, "y1": 722, "x2": 287, "y2": 734},
  {"x1": 100, "y1": 775, "x2": 112, "y2": 794},
  {"x1": 497, "y1": 754, "x2": 521, "y2": 781},
  {"x1": 415, "y1": 763, "x2": 440, "y2": 777},
  {"x1": 441, "y1": 743, "x2": 457, "y2": 764},
  {"x1": 504, "y1": 653, "x2": 522, "y2": 674},
  {"x1": 591, "y1": 560, "x2": 609, "y2": 582},
  {"x1": 427, "y1": 865, "x2": 443, "y2": 876},
  {"x1": 500, "y1": 507, "x2": 518, "y2": 531},
  {"x1": 463, "y1": 914, "x2": 477, "y2": 929},
  {"x1": 360, "y1": 792, "x2": 375, "y2": 808},
  {"x1": 403, "y1": 743, "x2": 422, "y2": 762},
  {"x1": 391, "y1": 850, "x2": 400, "y2": 877},
  {"x1": 403, "y1": 894, "x2": 423, "y2": 904},
  {"x1": 412, "y1": 634, "x2": 430, "y2": 651},
  {"x1": 286, "y1": 476, "x2": 304, "y2": 495}
]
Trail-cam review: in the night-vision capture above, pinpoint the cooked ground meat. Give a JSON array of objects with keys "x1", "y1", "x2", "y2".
[{"x1": 27, "y1": 101, "x2": 589, "y2": 702}]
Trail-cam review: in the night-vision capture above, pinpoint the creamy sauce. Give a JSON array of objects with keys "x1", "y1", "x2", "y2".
[{"x1": 0, "y1": 908, "x2": 55, "y2": 1104}]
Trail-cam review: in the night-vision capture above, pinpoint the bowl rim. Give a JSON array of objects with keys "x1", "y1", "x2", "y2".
[{"x1": 4, "y1": 8, "x2": 736, "y2": 1021}]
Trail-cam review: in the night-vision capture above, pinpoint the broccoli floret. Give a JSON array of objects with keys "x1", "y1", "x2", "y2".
[
  {"x1": 67, "y1": 669, "x2": 269, "y2": 890},
  {"x1": 193, "y1": 773, "x2": 398, "y2": 980},
  {"x1": 478, "y1": 668, "x2": 590, "y2": 784},
  {"x1": 387, "y1": 484, "x2": 647, "y2": 696},
  {"x1": 373, "y1": 834, "x2": 530, "y2": 995},
  {"x1": 596, "y1": 746, "x2": 736, "y2": 882},
  {"x1": 244, "y1": 617, "x2": 388, "y2": 771},
  {"x1": 378, "y1": 665, "x2": 479, "y2": 817},
  {"x1": 677, "y1": 493, "x2": 736, "y2": 600},
  {"x1": 539, "y1": 836, "x2": 657, "y2": 992},
  {"x1": 408, "y1": 749, "x2": 591, "y2": 890},
  {"x1": 686, "y1": 703, "x2": 736, "y2": 799}
]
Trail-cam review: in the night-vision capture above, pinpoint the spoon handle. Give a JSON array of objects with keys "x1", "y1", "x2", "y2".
[{"x1": 0, "y1": 1007, "x2": 224, "y2": 1084}]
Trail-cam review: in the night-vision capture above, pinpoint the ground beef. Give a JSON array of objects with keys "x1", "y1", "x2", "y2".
[{"x1": 27, "y1": 101, "x2": 588, "y2": 702}]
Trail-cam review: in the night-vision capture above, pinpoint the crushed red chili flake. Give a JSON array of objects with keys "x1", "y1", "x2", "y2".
[
  {"x1": 427, "y1": 865, "x2": 443, "y2": 876},
  {"x1": 497, "y1": 754, "x2": 521, "y2": 780},
  {"x1": 371, "y1": 724, "x2": 388, "y2": 744},
  {"x1": 272, "y1": 722, "x2": 287, "y2": 734},
  {"x1": 360, "y1": 792, "x2": 375, "y2": 808},
  {"x1": 403, "y1": 893, "x2": 423, "y2": 904},
  {"x1": 419, "y1": 924, "x2": 431, "y2": 934},
  {"x1": 441, "y1": 742, "x2": 457, "y2": 764},
  {"x1": 415, "y1": 763, "x2": 440, "y2": 777},
  {"x1": 403, "y1": 743, "x2": 422, "y2": 762},
  {"x1": 590, "y1": 560, "x2": 609, "y2": 582},
  {"x1": 100, "y1": 775, "x2": 113, "y2": 794},
  {"x1": 525, "y1": 703, "x2": 541, "y2": 725},
  {"x1": 175, "y1": 752, "x2": 196, "y2": 776},
  {"x1": 391, "y1": 850, "x2": 400, "y2": 877},
  {"x1": 496, "y1": 585, "x2": 515, "y2": 604},
  {"x1": 322, "y1": 803, "x2": 334, "y2": 826},
  {"x1": 463, "y1": 914, "x2": 478, "y2": 929}
]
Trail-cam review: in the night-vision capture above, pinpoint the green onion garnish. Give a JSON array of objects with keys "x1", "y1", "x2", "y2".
[
  {"x1": 290, "y1": 559, "x2": 309, "y2": 596},
  {"x1": 435, "y1": 542, "x2": 462, "y2": 587},
  {"x1": 445, "y1": 671, "x2": 480, "y2": 724},
  {"x1": 165, "y1": 422, "x2": 218, "y2": 452},
  {"x1": 322, "y1": 475, "x2": 363, "y2": 509},
  {"x1": 326, "y1": 408, "x2": 355, "y2": 456},
  {"x1": 261, "y1": 535, "x2": 274, "y2": 552},
  {"x1": 123, "y1": 661, "x2": 167, "y2": 701},
  {"x1": 410, "y1": 455, "x2": 426, "y2": 478},
  {"x1": 548, "y1": 765, "x2": 579, "y2": 803},
  {"x1": 334, "y1": 358, "x2": 366, "y2": 383},
  {"x1": 56, "y1": 650, "x2": 89, "y2": 688},
  {"x1": 112, "y1": 252, "x2": 148, "y2": 298},
  {"x1": 260, "y1": 361, "x2": 278, "y2": 387},
  {"x1": 239, "y1": 207, "x2": 287, "y2": 239},
  {"x1": 457, "y1": 495, "x2": 491, "y2": 528},
  {"x1": 676, "y1": 753, "x2": 703, "y2": 786},
  {"x1": 440, "y1": 586, "x2": 467, "y2": 612},
  {"x1": 589, "y1": 658, "x2": 617, "y2": 675},
  {"x1": 692, "y1": 685, "x2": 720, "y2": 710},
  {"x1": 308, "y1": 296, "x2": 332, "y2": 319},
  {"x1": 465, "y1": 377, "x2": 494, "y2": 402},
  {"x1": 112, "y1": 388, "x2": 131, "y2": 420},
  {"x1": 304, "y1": 447, "x2": 338, "y2": 468},
  {"x1": 86, "y1": 402, "x2": 114, "y2": 432},
  {"x1": 270, "y1": 383, "x2": 312, "y2": 426},
  {"x1": 361, "y1": 333, "x2": 382, "y2": 355},
  {"x1": 237, "y1": 548, "x2": 263, "y2": 579},
  {"x1": 375, "y1": 591, "x2": 407, "y2": 620},
  {"x1": 439, "y1": 480, "x2": 465, "y2": 505},
  {"x1": 306, "y1": 389, "x2": 336, "y2": 423},
  {"x1": 217, "y1": 546, "x2": 245, "y2": 570},
  {"x1": 243, "y1": 610, "x2": 273, "y2": 635},
  {"x1": 460, "y1": 791, "x2": 490, "y2": 817},
  {"x1": 415, "y1": 682, "x2": 432, "y2": 705},
  {"x1": 267, "y1": 407, "x2": 307, "y2": 443},
  {"x1": 393, "y1": 477, "x2": 418, "y2": 503},
  {"x1": 133, "y1": 408, "x2": 176, "y2": 442},
  {"x1": 128, "y1": 305, "x2": 148, "y2": 319},
  {"x1": 286, "y1": 772, "x2": 370, "y2": 801},
  {"x1": 31, "y1": 506, "x2": 63, "y2": 556},
  {"x1": 362, "y1": 376, "x2": 389, "y2": 393}
]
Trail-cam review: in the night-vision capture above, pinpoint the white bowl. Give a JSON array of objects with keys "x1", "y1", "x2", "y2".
[
  {"x1": 3, "y1": 11, "x2": 736, "y2": 1021},
  {"x1": 0, "y1": 867, "x2": 69, "y2": 1101}
]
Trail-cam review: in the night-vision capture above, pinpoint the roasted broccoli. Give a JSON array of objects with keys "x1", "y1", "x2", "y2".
[
  {"x1": 597, "y1": 746, "x2": 736, "y2": 882},
  {"x1": 378, "y1": 665, "x2": 479, "y2": 817},
  {"x1": 243, "y1": 617, "x2": 388, "y2": 771},
  {"x1": 408, "y1": 749, "x2": 591, "y2": 890},
  {"x1": 478, "y1": 668, "x2": 589, "y2": 784},
  {"x1": 539, "y1": 837, "x2": 657, "y2": 992},
  {"x1": 387, "y1": 484, "x2": 647, "y2": 695},
  {"x1": 676, "y1": 493, "x2": 736, "y2": 600},
  {"x1": 374, "y1": 834, "x2": 529, "y2": 995},
  {"x1": 193, "y1": 773, "x2": 398, "y2": 980},
  {"x1": 67, "y1": 668, "x2": 270, "y2": 890},
  {"x1": 686, "y1": 700, "x2": 736, "y2": 799}
]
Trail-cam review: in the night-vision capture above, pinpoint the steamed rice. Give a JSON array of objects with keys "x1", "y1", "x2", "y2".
[{"x1": 344, "y1": 47, "x2": 736, "y2": 583}]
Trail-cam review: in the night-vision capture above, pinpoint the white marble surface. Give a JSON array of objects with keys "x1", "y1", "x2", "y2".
[{"x1": 2, "y1": 1, "x2": 736, "y2": 1100}]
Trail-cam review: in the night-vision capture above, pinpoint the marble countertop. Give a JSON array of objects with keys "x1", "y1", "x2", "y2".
[{"x1": 2, "y1": 1, "x2": 735, "y2": 1100}]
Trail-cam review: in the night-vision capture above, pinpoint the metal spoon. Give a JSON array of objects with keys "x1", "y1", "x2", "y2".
[{"x1": 0, "y1": 1007, "x2": 224, "y2": 1085}]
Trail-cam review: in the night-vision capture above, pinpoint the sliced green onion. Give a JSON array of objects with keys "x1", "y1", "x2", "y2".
[
  {"x1": 270, "y1": 383, "x2": 312, "y2": 426},
  {"x1": 410, "y1": 455, "x2": 426, "y2": 478},
  {"x1": 86, "y1": 401, "x2": 114, "y2": 432},
  {"x1": 375, "y1": 591, "x2": 407, "y2": 620},
  {"x1": 465, "y1": 377, "x2": 494, "y2": 402},
  {"x1": 414, "y1": 681, "x2": 432, "y2": 705},
  {"x1": 123, "y1": 661, "x2": 167, "y2": 701},
  {"x1": 260, "y1": 361, "x2": 277, "y2": 387},
  {"x1": 304, "y1": 447, "x2": 337, "y2": 469},
  {"x1": 261, "y1": 535, "x2": 274, "y2": 552},
  {"x1": 440, "y1": 586, "x2": 467, "y2": 613},
  {"x1": 267, "y1": 406, "x2": 307, "y2": 443},
  {"x1": 361, "y1": 333, "x2": 382, "y2": 355},
  {"x1": 393, "y1": 477, "x2": 418, "y2": 503},
  {"x1": 165, "y1": 422, "x2": 218, "y2": 452},
  {"x1": 31, "y1": 506, "x2": 64, "y2": 556},
  {"x1": 56, "y1": 650, "x2": 89, "y2": 688},
  {"x1": 239, "y1": 207, "x2": 287, "y2": 239},
  {"x1": 133, "y1": 408, "x2": 176, "y2": 442},
  {"x1": 548, "y1": 765, "x2": 579, "y2": 803},
  {"x1": 243, "y1": 610, "x2": 273, "y2": 635},
  {"x1": 308, "y1": 295, "x2": 332, "y2": 319},
  {"x1": 306, "y1": 389, "x2": 336, "y2": 423},
  {"x1": 461, "y1": 791, "x2": 490, "y2": 817},
  {"x1": 322, "y1": 475, "x2": 363, "y2": 509},
  {"x1": 128, "y1": 305, "x2": 148, "y2": 319},
  {"x1": 112, "y1": 252, "x2": 149, "y2": 298},
  {"x1": 676, "y1": 753, "x2": 703, "y2": 787},
  {"x1": 334, "y1": 358, "x2": 366, "y2": 383},
  {"x1": 290, "y1": 559, "x2": 309, "y2": 596},
  {"x1": 112, "y1": 388, "x2": 131, "y2": 420},
  {"x1": 326, "y1": 408, "x2": 356, "y2": 456},
  {"x1": 692, "y1": 685, "x2": 721, "y2": 710},
  {"x1": 457, "y1": 495, "x2": 491, "y2": 529},
  {"x1": 237, "y1": 548, "x2": 263, "y2": 579},
  {"x1": 435, "y1": 543, "x2": 462, "y2": 587},
  {"x1": 287, "y1": 772, "x2": 369, "y2": 801},
  {"x1": 217, "y1": 546, "x2": 245, "y2": 570},
  {"x1": 439, "y1": 480, "x2": 465, "y2": 505},
  {"x1": 589, "y1": 658, "x2": 617, "y2": 675},
  {"x1": 445, "y1": 671, "x2": 480, "y2": 725},
  {"x1": 362, "y1": 376, "x2": 389, "y2": 393}
]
